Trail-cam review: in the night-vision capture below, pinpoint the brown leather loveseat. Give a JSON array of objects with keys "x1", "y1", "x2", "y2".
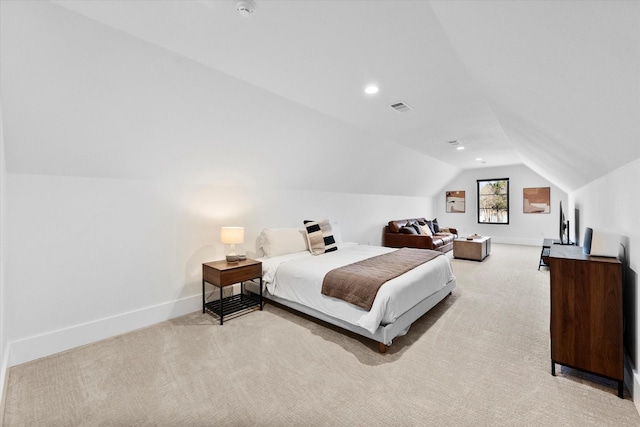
[{"x1": 383, "y1": 218, "x2": 458, "y2": 253}]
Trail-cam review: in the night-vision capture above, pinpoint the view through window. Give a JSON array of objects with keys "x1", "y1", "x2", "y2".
[{"x1": 477, "y1": 178, "x2": 509, "y2": 224}]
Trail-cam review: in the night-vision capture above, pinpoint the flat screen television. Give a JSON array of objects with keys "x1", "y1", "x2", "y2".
[{"x1": 559, "y1": 201, "x2": 571, "y2": 245}]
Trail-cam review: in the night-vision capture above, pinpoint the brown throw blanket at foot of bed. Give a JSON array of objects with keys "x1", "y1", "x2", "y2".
[{"x1": 321, "y1": 248, "x2": 442, "y2": 310}]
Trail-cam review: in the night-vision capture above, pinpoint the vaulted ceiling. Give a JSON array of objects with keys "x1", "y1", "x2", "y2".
[{"x1": 2, "y1": 1, "x2": 639, "y2": 195}]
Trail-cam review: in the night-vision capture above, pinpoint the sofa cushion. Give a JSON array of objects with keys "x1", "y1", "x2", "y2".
[
  {"x1": 431, "y1": 237, "x2": 444, "y2": 247},
  {"x1": 420, "y1": 224, "x2": 433, "y2": 236},
  {"x1": 388, "y1": 220, "x2": 407, "y2": 233},
  {"x1": 410, "y1": 223, "x2": 423, "y2": 234},
  {"x1": 425, "y1": 220, "x2": 436, "y2": 235},
  {"x1": 436, "y1": 233, "x2": 455, "y2": 244},
  {"x1": 389, "y1": 218, "x2": 430, "y2": 233},
  {"x1": 432, "y1": 218, "x2": 441, "y2": 233},
  {"x1": 400, "y1": 226, "x2": 418, "y2": 234}
]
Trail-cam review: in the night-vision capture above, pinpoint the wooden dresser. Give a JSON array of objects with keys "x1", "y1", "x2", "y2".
[{"x1": 548, "y1": 244, "x2": 623, "y2": 397}]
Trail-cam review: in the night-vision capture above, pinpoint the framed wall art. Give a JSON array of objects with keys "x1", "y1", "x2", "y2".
[
  {"x1": 523, "y1": 187, "x2": 550, "y2": 213},
  {"x1": 446, "y1": 191, "x2": 465, "y2": 213}
]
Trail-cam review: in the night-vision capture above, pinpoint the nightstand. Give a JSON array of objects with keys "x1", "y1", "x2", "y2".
[{"x1": 202, "y1": 259, "x2": 263, "y2": 325}]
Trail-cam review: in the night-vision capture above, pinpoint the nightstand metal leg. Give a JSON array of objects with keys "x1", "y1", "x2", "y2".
[
  {"x1": 219, "y1": 288, "x2": 224, "y2": 325},
  {"x1": 202, "y1": 279, "x2": 205, "y2": 314}
]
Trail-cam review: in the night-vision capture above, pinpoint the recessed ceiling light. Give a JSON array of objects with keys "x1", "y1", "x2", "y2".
[
  {"x1": 364, "y1": 85, "x2": 379, "y2": 95},
  {"x1": 456, "y1": 146, "x2": 465, "y2": 151},
  {"x1": 475, "y1": 157, "x2": 483, "y2": 161}
]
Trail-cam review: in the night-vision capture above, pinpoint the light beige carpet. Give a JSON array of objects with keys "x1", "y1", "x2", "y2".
[{"x1": 3, "y1": 244, "x2": 640, "y2": 426}]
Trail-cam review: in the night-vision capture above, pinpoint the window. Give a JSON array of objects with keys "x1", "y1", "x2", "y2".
[{"x1": 477, "y1": 178, "x2": 509, "y2": 224}]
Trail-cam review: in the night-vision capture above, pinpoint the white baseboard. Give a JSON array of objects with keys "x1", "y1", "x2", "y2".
[
  {"x1": 635, "y1": 373, "x2": 640, "y2": 416},
  {"x1": 490, "y1": 236, "x2": 542, "y2": 246},
  {"x1": 626, "y1": 357, "x2": 640, "y2": 416},
  {"x1": 0, "y1": 345, "x2": 10, "y2": 426},
  {"x1": 7, "y1": 294, "x2": 202, "y2": 367}
]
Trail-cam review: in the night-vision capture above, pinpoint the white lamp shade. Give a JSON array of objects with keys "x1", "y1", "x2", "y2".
[{"x1": 221, "y1": 227, "x2": 244, "y2": 245}]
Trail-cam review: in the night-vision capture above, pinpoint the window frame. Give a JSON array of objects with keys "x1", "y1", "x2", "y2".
[{"x1": 477, "y1": 178, "x2": 510, "y2": 225}]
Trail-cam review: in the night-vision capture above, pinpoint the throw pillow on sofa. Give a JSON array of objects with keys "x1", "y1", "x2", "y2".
[
  {"x1": 410, "y1": 222, "x2": 423, "y2": 234},
  {"x1": 400, "y1": 226, "x2": 418, "y2": 234},
  {"x1": 420, "y1": 224, "x2": 433, "y2": 236},
  {"x1": 425, "y1": 220, "x2": 436, "y2": 234},
  {"x1": 432, "y1": 218, "x2": 441, "y2": 233}
]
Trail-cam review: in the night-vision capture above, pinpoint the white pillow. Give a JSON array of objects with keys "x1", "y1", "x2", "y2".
[
  {"x1": 258, "y1": 228, "x2": 309, "y2": 258},
  {"x1": 330, "y1": 221, "x2": 343, "y2": 244}
]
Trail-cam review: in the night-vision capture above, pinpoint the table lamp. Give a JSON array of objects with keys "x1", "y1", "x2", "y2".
[{"x1": 221, "y1": 226, "x2": 244, "y2": 262}]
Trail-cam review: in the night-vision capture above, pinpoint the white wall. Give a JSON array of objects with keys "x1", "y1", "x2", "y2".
[
  {"x1": 0, "y1": 102, "x2": 7, "y2": 416},
  {"x1": 4, "y1": 173, "x2": 431, "y2": 366},
  {"x1": 571, "y1": 157, "x2": 640, "y2": 412},
  {"x1": 0, "y1": 1, "x2": 446, "y2": 367},
  {"x1": 434, "y1": 164, "x2": 566, "y2": 245},
  {"x1": 0, "y1": 0, "x2": 450, "y2": 367}
]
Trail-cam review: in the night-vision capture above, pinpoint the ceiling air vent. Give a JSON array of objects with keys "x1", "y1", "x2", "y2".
[{"x1": 390, "y1": 101, "x2": 413, "y2": 112}]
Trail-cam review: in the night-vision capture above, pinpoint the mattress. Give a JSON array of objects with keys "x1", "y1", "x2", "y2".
[{"x1": 258, "y1": 243, "x2": 456, "y2": 334}]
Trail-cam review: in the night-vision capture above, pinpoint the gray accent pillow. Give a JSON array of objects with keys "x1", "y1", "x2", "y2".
[{"x1": 400, "y1": 226, "x2": 418, "y2": 234}]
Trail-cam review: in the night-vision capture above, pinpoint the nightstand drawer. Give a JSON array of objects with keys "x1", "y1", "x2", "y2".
[{"x1": 203, "y1": 259, "x2": 262, "y2": 287}]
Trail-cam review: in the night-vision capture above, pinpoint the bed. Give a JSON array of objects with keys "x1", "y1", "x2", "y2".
[{"x1": 250, "y1": 226, "x2": 456, "y2": 353}]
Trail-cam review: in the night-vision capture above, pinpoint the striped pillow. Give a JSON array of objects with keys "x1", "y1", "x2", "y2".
[{"x1": 303, "y1": 219, "x2": 338, "y2": 255}]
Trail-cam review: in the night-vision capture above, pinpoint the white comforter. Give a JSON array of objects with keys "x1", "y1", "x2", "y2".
[{"x1": 259, "y1": 243, "x2": 456, "y2": 334}]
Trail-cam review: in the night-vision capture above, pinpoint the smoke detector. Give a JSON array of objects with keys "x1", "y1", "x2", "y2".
[{"x1": 236, "y1": 0, "x2": 256, "y2": 17}]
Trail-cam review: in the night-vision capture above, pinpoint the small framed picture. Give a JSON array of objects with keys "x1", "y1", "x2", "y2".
[
  {"x1": 446, "y1": 191, "x2": 465, "y2": 213},
  {"x1": 523, "y1": 187, "x2": 550, "y2": 213}
]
